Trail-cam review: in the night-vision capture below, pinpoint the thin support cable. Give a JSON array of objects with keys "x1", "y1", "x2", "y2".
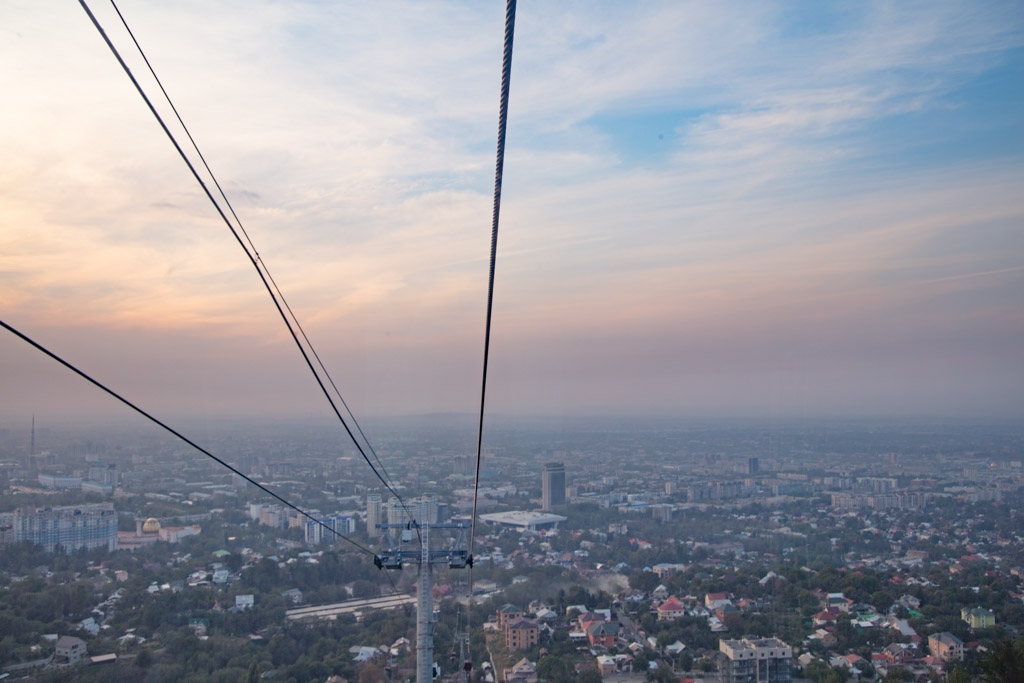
[
  {"x1": 468, "y1": 0, "x2": 517, "y2": 655},
  {"x1": 0, "y1": 319, "x2": 376, "y2": 559},
  {"x1": 470, "y1": 0, "x2": 516, "y2": 563},
  {"x1": 78, "y1": 0, "x2": 417, "y2": 530},
  {"x1": 106, "y1": 0, "x2": 397, "y2": 495}
]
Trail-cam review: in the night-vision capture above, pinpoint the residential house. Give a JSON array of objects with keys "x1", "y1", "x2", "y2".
[
  {"x1": 497, "y1": 604, "x2": 525, "y2": 631},
  {"x1": 881, "y1": 643, "x2": 912, "y2": 666},
  {"x1": 898, "y1": 595, "x2": 921, "y2": 610},
  {"x1": 54, "y1": 636, "x2": 87, "y2": 666},
  {"x1": 506, "y1": 618, "x2": 539, "y2": 651},
  {"x1": 961, "y1": 607, "x2": 995, "y2": 629},
  {"x1": 823, "y1": 592, "x2": 854, "y2": 613},
  {"x1": 656, "y1": 597, "x2": 687, "y2": 621},
  {"x1": 813, "y1": 607, "x2": 842, "y2": 626},
  {"x1": 527, "y1": 599, "x2": 550, "y2": 614},
  {"x1": 716, "y1": 603, "x2": 741, "y2": 622},
  {"x1": 505, "y1": 658, "x2": 537, "y2": 683},
  {"x1": 586, "y1": 621, "x2": 620, "y2": 649},
  {"x1": 928, "y1": 632, "x2": 964, "y2": 663},
  {"x1": 596, "y1": 655, "x2": 618, "y2": 676},
  {"x1": 705, "y1": 592, "x2": 733, "y2": 610}
]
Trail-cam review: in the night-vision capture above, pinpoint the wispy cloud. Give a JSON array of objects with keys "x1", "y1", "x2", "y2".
[{"x1": 1, "y1": 0, "x2": 1022, "y2": 417}]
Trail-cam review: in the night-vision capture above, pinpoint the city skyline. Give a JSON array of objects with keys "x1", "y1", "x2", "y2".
[{"x1": 2, "y1": 1, "x2": 1023, "y2": 421}]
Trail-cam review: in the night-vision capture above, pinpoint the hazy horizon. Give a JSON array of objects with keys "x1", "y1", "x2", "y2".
[{"x1": 3, "y1": 1, "x2": 1023, "y2": 421}]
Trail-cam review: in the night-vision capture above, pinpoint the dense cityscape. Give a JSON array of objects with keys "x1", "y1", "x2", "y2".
[{"x1": 0, "y1": 416, "x2": 1020, "y2": 682}]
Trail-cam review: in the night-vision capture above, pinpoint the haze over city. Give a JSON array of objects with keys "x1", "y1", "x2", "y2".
[{"x1": 2, "y1": 0, "x2": 1023, "y2": 420}]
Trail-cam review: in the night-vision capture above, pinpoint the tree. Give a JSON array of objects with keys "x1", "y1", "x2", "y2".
[
  {"x1": 631, "y1": 572, "x2": 661, "y2": 594},
  {"x1": 135, "y1": 649, "x2": 153, "y2": 668},
  {"x1": 722, "y1": 612, "x2": 743, "y2": 633},
  {"x1": 803, "y1": 659, "x2": 831, "y2": 683},
  {"x1": 351, "y1": 580, "x2": 380, "y2": 598},
  {"x1": 823, "y1": 667, "x2": 849, "y2": 683},
  {"x1": 575, "y1": 669, "x2": 603, "y2": 683},
  {"x1": 697, "y1": 657, "x2": 716, "y2": 673},
  {"x1": 358, "y1": 663, "x2": 386, "y2": 683},
  {"x1": 946, "y1": 665, "x2": 972, "y2": 683},
  {"x1": 537, "y1": 655, "x2": 574, "y2": 683},
  {"x1": 980, "y1": 637, "x2": 1024, "y2": 683},
  {"x1": 647, "y1": 661, "x2": 674, "y2": 683}
]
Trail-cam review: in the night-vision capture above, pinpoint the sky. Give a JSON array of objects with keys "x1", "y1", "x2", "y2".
[{"x1": 1, "y1": 0, "x2": 1023, "y2": 422}]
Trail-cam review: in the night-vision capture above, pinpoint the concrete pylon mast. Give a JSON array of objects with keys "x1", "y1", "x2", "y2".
[{"x1": 377, "y1": 521, "x2": 471, "y2": 683}]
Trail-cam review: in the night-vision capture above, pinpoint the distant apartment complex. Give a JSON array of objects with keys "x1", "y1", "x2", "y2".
[
  {"x1": 366, "y1": 494, "x2": 383, "y2": 533},
  {"x1": 719, "y1": 637, "x2": 793, "y2": 683},
  {"x1": 384, "y1": 495, "x2": 445, "y2": 527},
  {"x1": 542, "y1": 462, "x2": 566, "y2": 510},
  {"x1": 7, "y1": 503, "x2": 118, "y2": 552},
  {"x1": 831, "y1": 491, "x2": 927, "y2": 510},
  {"x1": 305, "y1": 515, "x2": 356, "y2": 544}
]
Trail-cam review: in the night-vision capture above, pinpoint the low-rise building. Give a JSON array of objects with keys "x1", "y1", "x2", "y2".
[
  {"x1": 13, "y1": 504, "x2": 117, "y2": 552},
  {"x1": 504, "y1": 657, "x2": 537, "y2": 683},
  {"x1": 496, "y1": 604, "x2": 524, "y2": 631},
  {"x1": 505, "y1": 619, "x2": 539, "y2": 650},
  {"x1": 586, "y1": 621, "x2": 620, "y2": 649},
  {"x1": 657, "y1": 597, "x2": 687, "y2": 621},
  {"x1": 719, "y1": 637, "x2": 792, "y2": 683},
  {"x1": 53, "y1": 635, "x2": 87, "y2": 666},
  {"x1": 961, "y1": 606, "x2": 995, "y2": 629},
  {"x1": 928, "y1": 632, "x2": 964, "y2": 662},
  {"x1": 705, "y1": 592, "x2": 733, "y2": 610}
]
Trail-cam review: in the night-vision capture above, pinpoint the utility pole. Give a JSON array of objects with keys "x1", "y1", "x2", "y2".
[{"x1": 377, "y1": 521, "x2": 471, "y2": 683}]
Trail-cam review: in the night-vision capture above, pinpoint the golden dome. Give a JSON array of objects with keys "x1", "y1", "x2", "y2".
[{"x1": 142, "y1": 518, "x2": 161, "y2": 534}]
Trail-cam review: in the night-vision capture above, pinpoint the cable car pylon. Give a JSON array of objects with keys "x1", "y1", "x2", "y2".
[{"x1": 377, "y1": 521, "x2": 471, "y2": 683}]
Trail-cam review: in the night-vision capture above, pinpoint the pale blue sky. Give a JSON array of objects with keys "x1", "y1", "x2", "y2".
[{"x1": 1, "y1": 0, "x2": 1022, "y2": 419}]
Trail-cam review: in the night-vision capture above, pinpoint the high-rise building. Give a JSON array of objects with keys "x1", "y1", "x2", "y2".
[
  {"x1": 366, "y1": 494, "x2": 383, "y2": 533},
  {"x1": 306, "y1": 515, "x2": 356, "y2": 544},
  {"x1": 453, "y1": 455, "x2": 473, "y2": 475},
  {"x1": 258, "y1": 505, "x2": 288, "y2": 529},
  {"x1": 410, "y1": 495, "x2": 441, "y2": 525},
  {"x1": 384, "y1": 495, "x2": 441, "y2": 527},
  {"x1": 719, "y1": 637, "x2": 792, "y2": 683},
  {"x1": 87, "y1": 462, "x2": 118, "y2": 486},
  {"x1": 14, "y1": 504, "x2": 118, "y2": 552},
  {"x1": 748, "y1": 457, "x2": 759, "y2": 474},
  {"x1": 542, "y1": 462, "x2": 566, "y2": 510},
  {"x1": 385, "y1": 499, "x2": 410, "y2": 527}
]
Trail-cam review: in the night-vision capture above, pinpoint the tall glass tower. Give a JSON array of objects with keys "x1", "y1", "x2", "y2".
[{"x1": 542, "y1": 462, "x2": 566, "y2": 510}]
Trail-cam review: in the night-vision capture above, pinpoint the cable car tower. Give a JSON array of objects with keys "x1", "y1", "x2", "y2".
[{"x1": 376, "y1": 522, "x2": 471, "y2": 683}]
